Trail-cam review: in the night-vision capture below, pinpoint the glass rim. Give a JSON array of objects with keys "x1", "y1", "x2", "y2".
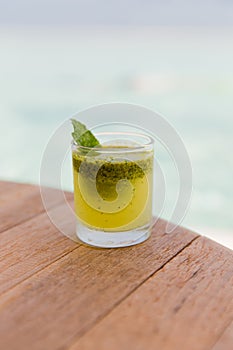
[{"x1": 71, "y1": 131, "x2": 154, "y2": 154}]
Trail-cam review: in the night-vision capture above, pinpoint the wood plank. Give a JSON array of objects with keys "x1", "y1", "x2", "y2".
[
  {"x1": 0, "y1": 181, "x2": 40, "y2": 202},
  {"x1": 0, "y1": 221, "x2": 197, "y2": 350},
  {"x1": 211, "y1": 321, "x2": 233, "y2": 350},
  {"x1": 0, "y1": 182, "x2": 73, "y2": 233},
  {"x1": 0, "y1": 180, "x2": 21, "y2": 193},
  {"x1": 70, "y1": 237, "x2": 233, "y2": 350},
  {"x1": 0, "y1": 202, "x2": 78, "y2": 294}
]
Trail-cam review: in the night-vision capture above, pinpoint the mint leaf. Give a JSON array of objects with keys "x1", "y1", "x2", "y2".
[{"x1": 71, "y1": 119, "x2": 100, "y2": 148}]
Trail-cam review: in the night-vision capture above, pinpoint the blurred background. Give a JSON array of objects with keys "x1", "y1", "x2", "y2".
[{"x1": 0, "y1": 0, "x2": 232, "y2": 248}]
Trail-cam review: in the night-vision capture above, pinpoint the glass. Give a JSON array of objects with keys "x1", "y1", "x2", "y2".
[{"x1": 72, "y1": 132, "x2": 154, "y2": 248}]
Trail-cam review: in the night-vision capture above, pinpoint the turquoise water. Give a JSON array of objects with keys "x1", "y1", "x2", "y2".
[{"x1": 0, "y1": 27, "x2": 233, "y2": 245}]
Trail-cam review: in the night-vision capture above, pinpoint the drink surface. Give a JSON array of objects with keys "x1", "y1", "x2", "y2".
[{"x1": 72, "y1": 146, "x2": 153, "y2": 231}]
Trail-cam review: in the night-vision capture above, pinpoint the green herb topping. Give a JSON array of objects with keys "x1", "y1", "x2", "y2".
[
  {"x1": 72, "y1": 152, "x2": 153, "y2": 184},
  {"x1": 71, "y1": 119, "x2": 100, "y2": 148}
]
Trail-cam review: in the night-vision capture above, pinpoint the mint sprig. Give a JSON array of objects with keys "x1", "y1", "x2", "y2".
[{"x1": 71, "y1": 119, "x2": 100, "y2": 148}]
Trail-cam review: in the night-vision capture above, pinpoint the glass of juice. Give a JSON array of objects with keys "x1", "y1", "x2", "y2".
[{"x1": 72, "y1": 132, "x2": 154, "y2": 248}]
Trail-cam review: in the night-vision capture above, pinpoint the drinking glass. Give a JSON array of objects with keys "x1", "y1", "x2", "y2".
[{"x1": 72, "y1": 132, "x2": 154, "y2": 248}]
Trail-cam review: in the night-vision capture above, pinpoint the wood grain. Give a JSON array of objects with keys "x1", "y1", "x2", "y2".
[
  {"x1": 1, "y1": 181, "x2": 232, "y2": 350},
  {"x1": 0, "y1": 182, "x2": 72, "y2": 233},
  {"x1": 211, "y1": 321, "x2": 233, "y2": 350},
  {"x1": 0, "y1": 180, "x2": 20, "y2": 193},
  {"x1": 0, "y1": 220, "x2": 197, "y2": 350},
  {"x1": 0, "y1": 202, "x2": 78, "y2": 294},
  {"x1": 70, "y1": 237, "x2": 233, "y2": 350}
]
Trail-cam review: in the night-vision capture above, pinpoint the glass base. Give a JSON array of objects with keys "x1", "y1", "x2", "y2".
[{"x1": 76, "y1": 222, "x2": 151, "y2": 248}]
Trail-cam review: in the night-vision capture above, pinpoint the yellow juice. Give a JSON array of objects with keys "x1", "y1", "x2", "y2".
[{"x1": 72, "y1": 147, "x2": 153, "y2": 232}]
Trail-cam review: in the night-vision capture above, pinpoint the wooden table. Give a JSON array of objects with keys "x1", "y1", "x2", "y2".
[{"x1": 0, "y1": 181, "x2": 232, "y2": 350}]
